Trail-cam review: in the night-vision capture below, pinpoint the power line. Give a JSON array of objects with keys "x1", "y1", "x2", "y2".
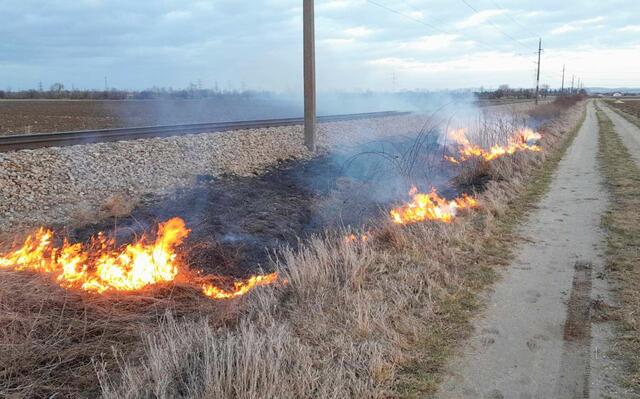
[
  {"x1": 366, "y1": 0, "x2": 443, "y2": 33},
  {"x1": 366, "y1": 0, "x2": 537, "y2": 62},
  {"x1": 458, "y1": 0, "x2": 532, "y2": 50},
  {"x1": 490, "y1": 0, "x2": 537, "y2": 38}
]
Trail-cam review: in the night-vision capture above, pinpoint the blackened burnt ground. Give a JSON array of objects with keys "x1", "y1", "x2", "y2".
[{"x1": 70, "y1": 134, "x2": 457, "y2": 277}]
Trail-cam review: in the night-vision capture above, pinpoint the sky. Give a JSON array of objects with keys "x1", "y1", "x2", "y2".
[{"x1": 0, "y1": 0, "x2": 639, "y2": 92}]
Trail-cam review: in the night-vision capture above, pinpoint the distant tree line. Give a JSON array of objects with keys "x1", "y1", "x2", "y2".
[
  {"x1": 0, "y1": 83, "x2": 278, "y2": 100},
  {"x1": 475, "y1": 84, "x2": 587, "y2": 100},
  {"x1": 0, "y1": 83, "x2": 590, "y2": 102}
]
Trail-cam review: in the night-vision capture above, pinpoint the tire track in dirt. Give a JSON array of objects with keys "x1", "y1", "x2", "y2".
[
  {"x1": 556, "y1": 261, "x2": 592, "y2": 398},
  {"x1": 436, "y1": 102, "x2": 611, "y2": 398}
]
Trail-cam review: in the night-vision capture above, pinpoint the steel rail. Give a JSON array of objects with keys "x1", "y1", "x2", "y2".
[{"x1": 0, "y1": 111, "x2": 410, "y2": 152}]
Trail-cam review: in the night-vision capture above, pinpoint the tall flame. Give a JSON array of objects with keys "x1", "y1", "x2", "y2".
[
  {"x1": 0, "y1": 217, "x2": 277, "y2": 299},
  {"x1": 390, "y1": 186, "x2": 477, "y2": 225},
  {"x1": 446, "y1": 127, "x2": 542, "y2": 163}
]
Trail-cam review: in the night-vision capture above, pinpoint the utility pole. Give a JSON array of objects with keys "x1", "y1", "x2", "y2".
[
  {"x1": 570, "y1": 75, "x2": 575, "y2": 94},
  {"x1": 104, "y1": 76, "x2": 108, "y2": 91},
  {"x1": 534, "y1": 38, "x2": 542, "y2": 105},
  {"x1": 303, "y1": 0, "x2": 316, "y2": 152},
  {"x1": 560, "y1": 65, "x2": 565, "y2": 95},
  {"x1": 577, "y1": 77, "x2": 581, "y2": 93}
]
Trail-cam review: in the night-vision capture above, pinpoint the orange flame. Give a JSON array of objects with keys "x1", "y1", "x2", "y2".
[
  {"x1": 202, "y1": 273, "x2": 278, "y2": 299},
  {"x1": 446, "y1": 127, "x2": 542, "y2": 163},
  {"x1": 344, "y1": 232, "x2": 369, "y2": 244},
  {"x1": 0, "y1": 217, "x2": 277, "y2": 299},
  {"x1": 390, "y1": 186, "x2": 477, "y2": 224}
]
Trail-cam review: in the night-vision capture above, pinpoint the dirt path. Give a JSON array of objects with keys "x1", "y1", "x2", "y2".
[
  {"x1": 600, "y1": 102, "x2": 640, "y2": 166},
  {"x1": 437, "y1": 102, "x2": 622, "y2": 398}
]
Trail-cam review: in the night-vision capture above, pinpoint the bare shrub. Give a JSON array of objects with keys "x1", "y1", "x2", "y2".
[{"x1": 101, "y1": 194, "x2": 137, "y2": 218}]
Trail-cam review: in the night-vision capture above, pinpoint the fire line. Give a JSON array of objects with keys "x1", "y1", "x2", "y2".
[
  {"x1": 0, "y1": 217, "x2": 277, "y2": 299},
  {"x1": 390, "y1": 186, "x2": 478, "y2": 225},
  {"x1": 445, "y1": 127, "x2": 542, "y2": 163}
]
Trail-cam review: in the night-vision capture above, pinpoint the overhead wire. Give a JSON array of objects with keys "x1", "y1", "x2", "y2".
[
  {"x1": 458, "y1": 0, "x2": 533, "y2": 50},
  {"x1": 489, "y1": 0, "x2": 538, "y2": 38},
  {"x1": 366, "y1": 0, "x2": 538, "y2": 62}
]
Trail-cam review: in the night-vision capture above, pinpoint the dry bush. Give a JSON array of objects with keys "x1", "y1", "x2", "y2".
[
  {"x1": 100, "y1": 194, "x2": 137, "y2": 218},
  {"x1": 64, "y1": 194, "x2": 139, "y2": 228}
]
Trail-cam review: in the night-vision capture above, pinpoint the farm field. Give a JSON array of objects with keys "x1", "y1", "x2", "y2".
[
  {"x1": 0, "y1": 97, "x2": 545, "y2": 136},
  {"x1": 0, "y1": 98, "x2": 301, "y2": 135},
  {"x1": 607, "y1": 98, "x2": 640, "y2": 120}
]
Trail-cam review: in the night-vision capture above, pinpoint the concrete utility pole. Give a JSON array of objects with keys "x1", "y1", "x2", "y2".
[
  {"x1": 561, "y1": 65, "x2": 565, "y2": 95},
  {"x1": 534, "y1": 38, "x2": 542, "y2": 105},
  {"x1": 303, "y1": 0, "x2": 316, "y2": 152}
]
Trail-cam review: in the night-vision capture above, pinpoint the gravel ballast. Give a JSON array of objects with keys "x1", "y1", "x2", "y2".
[{"x1": 0, "y1": 115, "x2": 431, "y2": 232}]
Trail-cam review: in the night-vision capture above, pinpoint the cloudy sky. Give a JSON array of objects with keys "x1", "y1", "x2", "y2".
[{"x1": 1, "y1": 0, "x2": 639, "y2": 92}]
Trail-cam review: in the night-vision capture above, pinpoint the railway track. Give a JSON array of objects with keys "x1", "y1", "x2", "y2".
[{"x1": 0, "y1": 111, "x2": 409, "y2": 152}]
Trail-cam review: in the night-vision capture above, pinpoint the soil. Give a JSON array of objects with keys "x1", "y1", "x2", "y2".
[
  {"x1": 608, "y1": 99, "x2": 640, "y2": 120},
  {"x1": 0, "y1": 98, "x2": 301, "y2": 135}
]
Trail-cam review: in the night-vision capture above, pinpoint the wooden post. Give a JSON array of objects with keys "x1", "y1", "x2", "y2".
[{"x1": 303, "y1": 0, "x2": 316, "y2": 152}]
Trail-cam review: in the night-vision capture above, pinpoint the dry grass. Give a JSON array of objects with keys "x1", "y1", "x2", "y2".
[
  {"x1": 596, "y1": 106, "x2": 640, "y2": 392},
  {"x1": 0, "y1": 102, "x2": 586, "y2": 399},
  {"x1": 528, "y1": 94, "x2": 587, "y2": 122},
  {"x1": 451, "y1": 99, "x2": 575, "y2": 190},
  {"x1": 96, "y1": 103, "x2": 586, "y2": 399},
  {"x1": 0, "y1": 272, "x2": 238, "y2": 398}
]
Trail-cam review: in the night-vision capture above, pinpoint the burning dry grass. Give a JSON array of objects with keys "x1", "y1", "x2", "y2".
[
  {"x1": 0, "y1": 100, "x2": 586, "y2": 398},
  {"x1": 93, "y1": 103, "x2": 586, "y2": 398},
  {"x1": 596, "y1": 106, "x2": 640, "y2": 391}
]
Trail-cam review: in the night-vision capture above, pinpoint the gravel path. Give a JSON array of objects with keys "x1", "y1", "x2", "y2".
[
  {"x1": 600, "y1": 102, "x2": 640, "y2": 166},
  {"x1": 437, "y1": 102, "x2": 627, "y2": 398}
]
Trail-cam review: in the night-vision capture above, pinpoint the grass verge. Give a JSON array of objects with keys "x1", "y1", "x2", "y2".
[
  {"x1": 97, "y1": 103, "x2": 588, "y2": 399},
  {"x1": 0, "y1": 101, "x2": 588, "y2": 398},
  {"x1": 398, "y1": 100, "x2": 587, "y2": 397},
  {"x1": 596, "y1": 106, "x2": 640, "y2": 391}
]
